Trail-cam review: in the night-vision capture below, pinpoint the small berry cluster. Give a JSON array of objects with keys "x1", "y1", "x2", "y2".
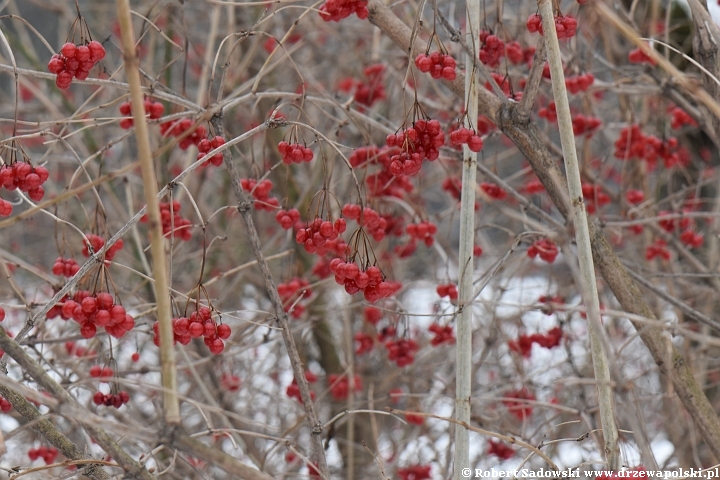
[
  {"x1": 89, "y1": 365, "x2": 114, "y2": 379},
  {"x1": 398, "y1": 465, "x2": 432, "y2": 480},
  {"x1": 405, "y1": 413, "x2": 424, "y2": 425},
  {"x1": 197, "y1": 136, "x2": 226, "y2": 167},
  {"x1": 61, "y1": 291, "x2": 134, "y2": 339},
  {"x1": 119, "y1": 98, "x2": 164, "y2": 129},
  {"x1": 28, "y1": 446, "x2": 59, "y2": 464},
  {"x1": 406, "y1": 221, "x2": 437, "y2": 247},
  {"x1": 240, "y1": 178, "x2": 279, "y2": 211},
  {"x1": 81, "y1": 234, "x2": 124, "y2": 261},
  {"x1": 220, "y1": 373, "x2": 241, "y2": 391},
  {"x1": 449, "y1": 127, "x2": 484, "y2": 152},
  {"x1": 52, "y1": 257, "x2": 80, "y2": 277},
  {"x1": 342, "y1": 204, "x2": 388, "y2": 242},
  {"x1": 160, "y1": 307, "x2": 231, "y2": 355},
  {"x1": 645, "y1": 239, "x2": 670, "y2": 261},
  {"x1": 93, "y1": 390, "x2": 130, "y2": 409},
  {"x1": 286, "y1": 370, "x2": 318, "y2": 403},
  {"x1": 350, "y1": 146, "x2": 414, "y2": 199},
  {"x1": 488, "y1": 440, "x2": 515, "y2": 460},
  {"x1": 481, "y1": 182, "x2": 507, "y2": 201},
  {"x1": 628, "y1": 46, "x2": 656, "y2": 65},
  {"x1": 479, "y1": 31, "x2": 505, "y2": 67},
  {"x1": 338, "y1": 64, "x2": 386, "y2": 107},
  {"x1": 0, "y1": 162, "x2": 50, "y2": 206},
  {"x1": 614, "y1": 125, "x2": 686, "y2": 169},
  {"x1": 526, "y1": 14, "x2": 577, "y2": 38},
  {"x1": 508, "y1": 326, "x2": 563, "y2": 358},
  {"x1": 141, "y1": 201, "x2": 192, "y2": 241},
  {"x1": 0, "y1": 395, "x2": 11, "y2": 413},
  {"x1": 278, "y1": 278, "x2": 312, "y2": 318},
  {"x1": 318, "y1": 0, "x2": 368, "y2": 22},
  {"x1": 565, "y1": 73, "x2": 595, "y2": 94},
  {"x1": 436, "y1": 283, "x2": 458, "y2": 300},
  {"x1": 328, "y1": 373, "x2": 362, "y2": 400},
  {"x1": 386, "y1": 119, "x2": 445, "y2": 175},
  {"x1": 278, "y1": 141, "x2": 314, "y2": 165},
  {"x1": 385, "y1": 338, "x2": 418, "y2": 367},
  {"x1": 295, "y1": 217, "x2": 347, "y2": 254},
  {"x1": 572, "y1": 114, "x2": 602, "y2": 136},
  {"x1": 160, "y1": 119, "x2": 207, "y2": 150},
  {"x1": 680, "y1": 230, "x2": 704, "y2": 248},
  {"x1": 669, "y1": 107, "x2": 697, "y2": 129},
  {"x1": 428, "y1": 323, "x2": 455, "y2": 346},
  {"x1": 329, "y1": 259, "x2": 399, "y2": 302},
  {"x1": 275, "y1": 208, "x2": 301, "y2": 230},
  {"x1": 355, "y1": 332, "x2": 374, "y2": 354},
  {"x1": 503, "y1": 387, "x2": 536, "y2": 420},
  {"x1": 47, "y1": 41, "x2": 105, "y2": 89},
  {"x1": 528, "y1": 238, "x2": 559, "y2": 263},
  {"x1": 414, "y1": 52, "x2": 457, "y2": 80}
]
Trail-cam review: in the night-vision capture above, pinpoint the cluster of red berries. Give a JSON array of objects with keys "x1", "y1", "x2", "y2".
[
  {"x1": 47, "y1": 41, "x2": 106, "y2": 89},
  {"x1": 626, "y1": 189, "x2": 645, "y2": 205},
  {"x1": 81, "y1": 234, "x2": 124, "y2": 261},
  {"x1": 277, "y1": 141, "x2": 314, "y2": 165},
  {"x1": 0, "y1": 161, "x2": 50, "y2": 206},
  {"x1": 329, "y1": 259, "x2": 399, "y2": 302},
  {"x1": 449, "y1": 127, "x2": 484, "y2": 152},
  {"x1": 628, "y1": 46, "x2": 656, "y2": 65},
  {"x1": 355, "y1": 331, "x2": 374, "y2": 354},
  {"x1": 342, "y1": 204, "x2": 389, "y2": 241},
  {"x1": 295, "y1": 217, "x2": 347, "y2": 254},
  {"x1": 160, "y1": 119, "x2": 207, "y2": 150},
  {"x1": 338, "y1": 64, "x2": 386, "y2": 107},
  {"x1": 508, "y1": 326, "x2": 563, "y2": 358},
  {"x1": 645, "y1": 239, "x2": 671, "y2": 261},
  {"x1": 398, "y1": 465, "x2": 432, "y2": 480},
  {"x1": 93, "y1": 390, "x2": 130, "y2": 409},
  {"x1": 159, "y1": 307, "x2": 231, "y2": 355},
  {"x1": 505, "y1": 41, "x2": 525, "y2": 64},
  {"x1": 275, "y1": 208, "x2": 301, "y2": 230},
  {"x1": 0, "y1": 395, "x2": 11, "y2": 413},
  {"x1": 428, "y1": 323, "x2": 455, "y2": 346},
  {"x1": 436, "y1": 283, "x2": 458, "y2": 300},
  {"x1": 526, "y1": 14, "x2": 578, "y2": 38},
  {"x1": 286, "y1": 370, "x2": 318, "y2": 403},
  {"x1": 523, "y1": 177, "x2": 545, "y2": 195},
  {"x1": 539, "y1": 102, "x2": 557, "y2": 122},
  {"x1": 414, "y1": 52, "x2": 457, "y2": 80},
  {"x1": 405, "y1": 413, "x2": 424, "y2": 425},
  {"x1": 406, "y1": 221, "x2": 437, "y2": 247},
  {"x1": 52, "y1": 257, "x2": 80, "y2": 277},
  {"x1": 350, "y1": 146, "x2": 415, "y2": 199},
  {"x1": 572, "y1": 114, "x2": 602, "y2": 136},
  {"x1": 385, "y1": 338, "x2": 418, "y2": 367},
  {"x1": 658, "y1": 210, "x2": 692, "y2": 233},
  {"x1": 528, "y1": 238, "x2": 559, "y2": 263},
  {"x1": 318, "y1": 0, "x2": 368, "y2": 22},
  {"x1": 220, "y1": 373, "x2": 241, "y2": 391},
  {"x1": 61, "y1": 291, "x2": 135, "y2": 339},
  {"x1": 479, "y1": 31, "x2": 505, "y2": 67},
  {"x1": 503, "y1": 387, "x2": 536, "y2": 420},
  {"x1": 197, "y1": 136, "x2": 226, "y2": 167},
  {"x1": 328, "y1": 373, "x2": 362, "y2": 400},
  {"x1": 614, "y1": 125, "x2": 686, "y2": 169},
  {"x1": 581, "y1": 183, "x2": 611, "y2": 214},
  {"x1": 565, "y1": 73, "x2": 595, "y2": 94},
  {"x1": 680, "y1": 230, "x2": 704, "y2": 248},
  {"x1": 487, "y1": 439, "x2": 515, "y2": 460},
  {"x1": 240, "y1": 178, "x2": 279, "y2": 211},
  {"x1": 28, "y1": 446, "x2": 59, "y2": 464},
  {"x1": 277, "y1": 278, "x2": 312, "y2": 318},
  {"x1": 89, "y1": 365, "x2": 114, "y2": 379},
  {"x1": 119, "y1": 98, "x2": 164, "y2": 129},
  {"x1": 481, "y1": 182, "x2": 508, "y2": 201},
  {"x1": 140, "y1": 201, "x2": 192, "y2": 241},
  {"x1": 669, "y1": 107, "x2": 697, "y2": 129},
  {"x1": 386, "y1": 119, "x2": 445, "y2": 175}
]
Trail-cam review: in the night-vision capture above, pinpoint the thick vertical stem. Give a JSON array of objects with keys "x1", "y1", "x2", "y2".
[
  {"x1": 454, "y1": 2, "x2": 479, "y2": 478},
  {"x1": 537, "y1": 0, "x2": 619, "y2": 470},
  {"x1": 116, "y1": 0, "x2": 180, "y2": 424}
]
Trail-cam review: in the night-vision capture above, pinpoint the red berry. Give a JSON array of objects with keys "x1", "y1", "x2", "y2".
[{"x1": 61, "y1": 42, "x2": 77, "y2": 58}]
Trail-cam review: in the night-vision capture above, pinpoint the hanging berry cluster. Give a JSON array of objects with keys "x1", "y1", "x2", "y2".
[
  {"x1": 565, "y1": 73, "x2": 595, "y2": 94},
  {"x1": 406, "y1": 221, "x2": 437, "y2": 247},
  {"x1": 119, "y1": 97, "x2": 164, "y2": 129},
  {"x1": 329, "y1": 259, "x2": 399, "y2": 303},
  {"x1": 295, "y1": 217, "x2": 348, "y2": 255},
  {"x1": 428, "y1": 323, "x2": 455, "y2": 346},
  {"x1": 0, "y1": 141, "x2": 50, "y2": 213},
  {"x1": 197, "y1": 136, "x2": 226, "y2": 167},
  {"x1": 61, "y1": 291, "x2": 134, "y2": 339},
  {"x1": 93, "y1": 390, "x2": 130, "y2": 409},
  {"x1": 414, "y1": 52, "x2": 457, "y2": 80},
  {"x1": 342, "y1": 204, "x2": 389, "y2": 242},
  {"x1": 318, "y1": 0, "x2": 368, "y2": 22},
  {"x1": 385, "y1": 338, "x2": 419, "y2": 367},
  {"x1": 160, "y1": 118, "x2": 208, "y2": 150},
  {"x1": 275, "y1": 208, "x2": 301, "y2": 230},
  {"x1": 52, "y1": 257, "x2": 80, "y2": 277},
  {"x1": 160, "y1": 306, "x2": 231, "y2": 355},
  {"x1": 449, "y1": 126, "x2": 484, "y2": 152},
  {"x1": 527, "y1": 238, "x2": 559, "y2": 263},
  {"x1": 48, "y1": 40, "x2": 105, "y2": 89},
  {"x1": 28, "y1": 446, "x2": 59, "y2": 464},
  {"x1": 385, "y1": 118, "x2": 445, "y2": 176},
  {"x1": 140, "y1": 201, "x2": 192, "y2": 241},
  {"x1": 526, "y1": 13, "x2": 578, "y2": 38},
  {"x1": 436, "y1": 283, "x2": 458, "y2": 300},
  {"x1": 240, "y1": 178, "x2": 279, "y2": 211},
  {"x1": 613, "y1": 125, "x2": 687, "y2": 169},
  {"x1": 479, "y1": 31, "x2": 505, "y2": 67}
]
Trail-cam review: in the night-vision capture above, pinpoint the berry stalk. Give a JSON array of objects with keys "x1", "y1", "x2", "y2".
[{"x1": 115, "y1": 0, "x2": 180, "y2": 425}]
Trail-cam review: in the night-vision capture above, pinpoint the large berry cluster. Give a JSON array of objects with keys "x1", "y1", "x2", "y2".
[
  {"x1": 93, "y1": 390, "x2": 130, "y2": 409},
  {"x1": 414, "y1": 52, "x2": 457, "y2": 80},
  {"x1": 47, "y1": 41, "x2": 105, "y2": 89},
  {"x1": 197, "y1": 136, "x2": 226, "y2": 167},
  {"x1": 318, "y1": 0, "x2": 368, "y2": 22},
  {"x1": 614, "y1": 125, "x2": 686, "y2": 169},
  {"x1": 61, "y1": 291, "x2": 134, "y2": 339},
  {"x1": 527, "y1": 238, "x2": 559, "y2": 263},
  {"x1": 240, "y1": 178, "x2": 279, "y2": 211},
  {"x1": 28, "y1": 446, "x2": 59, "y2": 464},
  {"x1": 140, "y1": 201, "x2": 192, "y2": 241},
  {"x1": 385, "y1": 119, "x2": 445, "y2": 176},
  {"x1": 119, "y1": 98, "x2": 164, "y2": 129},
  {"x1": 160, "y1": 307, "x2": 231, "y2": 355},
  {"x1": 0, "y1": 162, "x2": 50, "y2": 209}
]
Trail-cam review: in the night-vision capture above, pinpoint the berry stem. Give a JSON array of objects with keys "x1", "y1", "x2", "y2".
[
  {"x1": 116, "y1": 0, "x2": 180, "y2": 425},
  {"x1": 538, "y1": 0, "x2": 620, "y2": 470}
]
